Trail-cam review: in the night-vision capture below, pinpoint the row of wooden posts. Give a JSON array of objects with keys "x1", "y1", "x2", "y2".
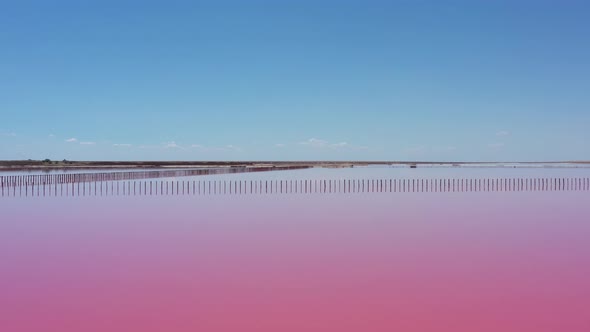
[
  {"x1": 2, "y1": 177, "x2": 589, "y2": 197},
  {"x1": 0, "y1": 166, "x2": 308, "y2": 188}
]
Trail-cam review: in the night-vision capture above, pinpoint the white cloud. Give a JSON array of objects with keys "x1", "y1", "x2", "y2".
[
  {"x1": 139, "y1": 142, "x2": 183, "y2": 149},
  {"x1": 275, "y1": 143, "x2": 286, "y2": 148},
  {"x1": 65, "y1": 138, "x2": 77, "y2": 143},
  {"x1": 299, "y1": 138, "x2": 367, "y2": 150},
  {"x1": 113, "y1": 143, "x2": 132, "y2": 147},
  {"x1": 1, "y1": 132, "x2": 17, "y2": 137},
  {"x1": 164, "y1": 141, "x2": 179, "y2": 148},
  {"x1": 300, "y1": 138, "x2": 330, "y2": 148},
  {"x1": 163, "y1": 141, "x2": 189, "y2": 150},
  {"x1": 332, "y1": 142, "x2": 348, "y2": 148},
  {"x1": 48, "y1": 134, "x2": 55, "y2": 138},
  {"x1": 80, "y1": 141, "x2": 96, "y2": 145},
  {"x1": 496, "y1": 130, "x2": 510, "y2": 137}
]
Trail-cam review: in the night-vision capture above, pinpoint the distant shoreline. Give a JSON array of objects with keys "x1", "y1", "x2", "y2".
[{"x1": 1, "y1": 160, "x2": 589, "y2": 172}]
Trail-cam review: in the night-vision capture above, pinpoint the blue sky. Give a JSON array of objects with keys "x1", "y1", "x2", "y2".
[{"x1": 1, "y1": 0, "x2": 589, "y2": 161}]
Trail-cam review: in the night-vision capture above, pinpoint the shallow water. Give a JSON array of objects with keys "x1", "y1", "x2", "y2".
[{"x1": 1, "y1": 167, "x2": 590, "y2": 332}]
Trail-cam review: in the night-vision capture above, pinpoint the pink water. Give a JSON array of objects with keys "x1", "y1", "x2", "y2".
[{"x1": 1, "y1": 168, "x2": 590, "y2": 331}]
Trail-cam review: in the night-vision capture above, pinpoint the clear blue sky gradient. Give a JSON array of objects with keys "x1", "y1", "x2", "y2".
[{"x1": 1, "y1": 0, "x2": 589, "y2": 161}]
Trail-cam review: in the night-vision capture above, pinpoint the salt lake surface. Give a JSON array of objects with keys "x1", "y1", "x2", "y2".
[{"x1": 1, "y1": 167, "x2": 590, "y2": 332}]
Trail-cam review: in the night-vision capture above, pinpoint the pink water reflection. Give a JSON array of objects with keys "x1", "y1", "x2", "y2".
[{"x1": 1, "y1": 170, "x2": 590, "y2": 331}]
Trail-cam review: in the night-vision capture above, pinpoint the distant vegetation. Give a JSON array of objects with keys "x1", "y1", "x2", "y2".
[
  {"x1": 7, "y1": 159, "x2": 75, "y2": 167},
  {"x1": 1, "y1": 160, "x2": 590, "y2": 171}
]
